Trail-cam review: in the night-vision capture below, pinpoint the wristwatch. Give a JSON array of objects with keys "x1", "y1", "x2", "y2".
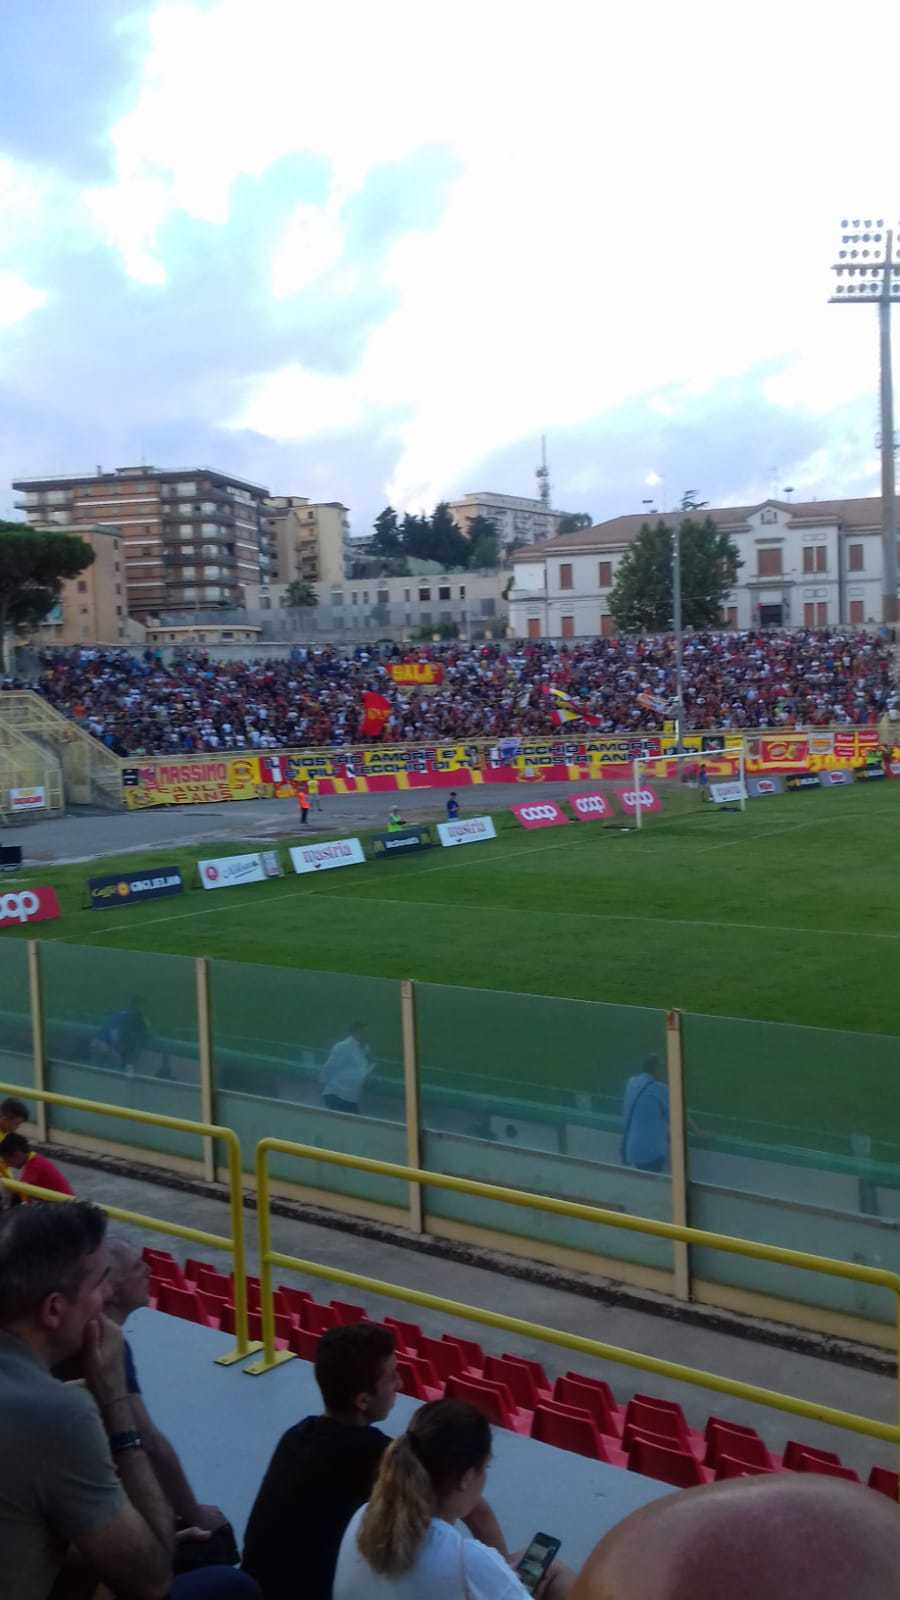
[{"x1": 109, "y1": 1429, "x2": 144, "y2": 1455}]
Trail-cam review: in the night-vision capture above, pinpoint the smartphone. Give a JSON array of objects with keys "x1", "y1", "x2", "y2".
[{"x1": 516, "y1": 1531, "x2": 562, "y2": 1594}]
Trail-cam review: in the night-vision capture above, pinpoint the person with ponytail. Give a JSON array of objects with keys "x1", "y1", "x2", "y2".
[{"x1": 334, "y1": 1400, "x2": 574, "y2": 1600}]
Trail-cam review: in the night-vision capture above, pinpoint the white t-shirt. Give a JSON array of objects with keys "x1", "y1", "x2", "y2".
[
  {"x1": 334, "y1": 1508, "x2": 530, "y2": 1600},
  {"x1": 319, "y1": 1037, "x2": 372, "y2": 1103}
]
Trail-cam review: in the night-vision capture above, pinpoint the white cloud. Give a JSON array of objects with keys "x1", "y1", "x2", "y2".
[
  {"x1": 271, "y1": 204, "x2": 345, "y2": 300},
  {"x1": 0, "y1": 271, "x2": 48, "y2": 329}
]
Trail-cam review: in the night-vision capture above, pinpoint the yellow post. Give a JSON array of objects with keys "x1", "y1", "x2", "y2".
[
  {"x1": 27, "y1": 942, "x2": 48, "y2": 1143},
  {"x1": 195, "y1": 957, "x2": 215, "y2": 1183},
  {"x1": 215, "y1": 1127, "x2": 263, "y2": 1367},
  {"x1": 401, "y1": 979, "x2": 424, "y2": 1234},
  {"x1": 666, "y1": 1008, "x2": 691, "y2": 1300},
  {"x1": 244, "y1": 1141, "x2": 295, "y2": 1375}
]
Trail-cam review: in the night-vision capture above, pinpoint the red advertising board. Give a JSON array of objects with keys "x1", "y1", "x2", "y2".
[
  {"x1": 614, "y1": 784, "x2": 662, "y2": 815},
  {"x1": 569, "y1": 791, "x2": 614, "y2": 821},
  {"x1": 0, "y1": 886, "x2": 61, "y2": 929},
  {"x1": 512, "y1": 801, "x2": 570, "y2": 829}
]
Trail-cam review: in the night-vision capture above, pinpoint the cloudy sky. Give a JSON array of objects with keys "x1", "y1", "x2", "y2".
[{"x1": 0, "y1": 0, "x2": 896, "y2": 535}]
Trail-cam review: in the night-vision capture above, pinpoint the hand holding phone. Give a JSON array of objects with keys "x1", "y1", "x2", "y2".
[{"x1": 516, "y1": 1531, "x2": 562, "y2": 1595}]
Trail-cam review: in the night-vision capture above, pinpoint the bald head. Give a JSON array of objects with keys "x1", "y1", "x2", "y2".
[
  {"x1": 105, "y1": 1237, "x2": 150, "y2": 1323},
  {"x1": 573, "y1": 1473, "x2": 900, "y2": 1600}
]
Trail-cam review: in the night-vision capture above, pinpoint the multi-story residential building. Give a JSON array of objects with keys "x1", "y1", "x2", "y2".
[
  {"x1": 27, "y1": 524, "x2": 132, "y2": 646},
  {"x1": 449, "y1": 491, "x2": 561, "y2": 549},
  {"x1": 508, "y1": 496, "x2": 897, "y2": 639},
  {"x1": 262, "y1": 496, "x2": 350, "y2": 589},
  {"x1": 12, "y1": 465, "x2": 270, "y2": 618}
]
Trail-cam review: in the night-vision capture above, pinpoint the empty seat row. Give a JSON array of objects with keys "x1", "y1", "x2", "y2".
[{"x1": 141, "y1": 1248, "x2": 898, "y2": 1498}]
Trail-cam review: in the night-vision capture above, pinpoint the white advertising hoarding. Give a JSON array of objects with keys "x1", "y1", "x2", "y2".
[
  {"x1": 437, "y1": 815, "x2": 497, "y2": 847},
  {"x1": 291, "y1": 838, "x2": 366, "y2": 874},
  {"x1": 9, "y1": 787, "x2": 47, "y2": 811},
  {"x1": 198, "y1": 850, "x2": 282, "y2": 889}
]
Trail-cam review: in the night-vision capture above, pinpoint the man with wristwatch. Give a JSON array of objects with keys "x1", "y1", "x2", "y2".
[{"x1": 0, "y1": 1200, "x2": 257, "y2": 1600}]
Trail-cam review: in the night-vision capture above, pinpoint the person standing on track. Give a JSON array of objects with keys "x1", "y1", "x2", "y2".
[{"x1": 294, "y1": 782, "x2": 311, "y2": 826}]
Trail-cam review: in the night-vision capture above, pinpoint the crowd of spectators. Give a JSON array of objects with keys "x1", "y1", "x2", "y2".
[{"x1": 4, "y1": 629, "x2": 896, "y2": 755}]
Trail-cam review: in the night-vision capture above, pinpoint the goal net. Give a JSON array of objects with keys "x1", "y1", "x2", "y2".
[{"x1": 628, "y1": 745, "x2": 747, "y2": 829}]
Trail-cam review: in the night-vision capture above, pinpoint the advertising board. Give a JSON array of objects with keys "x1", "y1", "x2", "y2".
[
  {"x1": 291, "y1": 839, "x2": 366, "y2": 873},
  {"x1": 0, "y1": 887, "x2": 61, "y2": 929},
  {"x1": 370, "y1": 827, "x2": 435, "y2": 856},
  {"x1": 437, "y1": 816, "x2": 497, "y2": 847},
  {"x1": 613, "y1": 785, "x2": 662, "y2": 815},
  {"x1": 512, "y1": 802, "x2": 570, "y2": 829},
  {"x1": 9, "y1": 787, "x2": 47, "y2": 811},
  {"x1": 708, "y1": 781, "x2": 747, "y2": 805},
  {"x1": 87, "y1": 867, "x2": 184, "y2": 910},
  {"x1": 569, "y1": 792, "x2": 614, "y2": 821},
  {"x1": 198, "y1": 851, "x2": 283, "y2": 888}
]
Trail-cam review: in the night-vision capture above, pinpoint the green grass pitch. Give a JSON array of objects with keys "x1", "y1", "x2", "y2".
[{"x1": 3, "y1": 782, "x2": 900, "y2": 1159}]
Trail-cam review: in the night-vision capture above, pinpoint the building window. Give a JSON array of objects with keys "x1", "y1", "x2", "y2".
[
  {"x1": 757, "y1": 546, "x2": 782, "y2": 577},
  {"x1": 420, "y1": 611, "x2": 432, "y2": 626},
  {"x1": 439, "y1": 584, "x2": 451, "y2": 600},
  {"x1": 849, "y1": 598, "x2": 865, "y2": 623},
  {"x1": 404, "y1": 589, "x2": 411, "y2": 602},
  {"x1": 115, "y1": 583, "x2": 121, "y2": 595},
  {"x1": 848, "y1": 542, "x2": 864, "y2": 572},
  {"x1": 559, "y1": 563, "x2": 573, "y2": 590},
  {"x1": 418, "y1": 587, "x2": 431, "y2": 601},
  {"x1": 561, "y1": 614, "x2": 575, "y2": 638},
  {"x1": 77, "y1": 580, "x2": 87, "y2": 593},
  {"x1": 116, "y1": 605, "x2": 122, "y2": 616},
  {"x1": 601, "y1": 613, "x2": 616, "y2": 637},
  {"x1": 480, "y1": 598, "x2": 496, "y2": 617},
  {"x1": 725, "y1": 606, "x2": 738, "y2": 628},
  {"x1": 802, "y1": 547, "x2": 814, "y2": 573},
  {"x1": 803, "y1": 545, "x2": 827, "y2": 574},
  {"x1": 351, "y1": 592, "x2": 358, "y2": 605},
  {"x1": 377, "y1": 590, "x2": 389, "y2": 606},
  {"x1": 458, "y1": 585, "x2": 466, "y2": 599},
  {"x1": 760, "y1": 508, "x2": 778, "y2": 525},
  {"x1": 598, "y1": 561, "x2": 612, "y2": 587},
  {"x1": 527, "y1": 617, "x2": 541, "y2": 640}
]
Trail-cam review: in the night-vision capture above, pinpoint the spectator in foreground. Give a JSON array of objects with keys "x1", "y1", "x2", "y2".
[
  {"x1": 0, "y1": 1095, "x2": 30, "y2": 1136},
  {"x1": 334, "y1": 1397, "x2": 574, "y2": 1599},
  {"x1": 620, "y1": 1055, "x2": 669, "y2": 1172},
  {"x1": 0, "y1": 1133, "x2": 74, "y2": 1202},
  {"x1": 104, "y1": 1239, "x2": 232, "y2": 1558},
  {"x1": 0, "y1": 1200, "x2": 258, "y2": 1600},
  {"x1": 570, "y1": 1471, "x2": 900, "y2": 1599},
  {"x1": 242, "y1": 1325, "x2": 508, "y2": 1600},
  {"x1": 319, "y1": 1022, "x2": 374, "y2": 1113}
]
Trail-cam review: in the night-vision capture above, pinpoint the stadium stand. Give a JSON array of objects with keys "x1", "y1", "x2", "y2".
[
  {"x1": 20, "y1": 629, "x2": 896, "y2": 752},
  {"x1": 141, "y1": 1250, "x2": 900, "y2": 1495}
]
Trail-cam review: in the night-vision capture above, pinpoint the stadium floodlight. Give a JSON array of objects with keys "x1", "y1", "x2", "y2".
[{"x1": 829, "y1": 220, "x2": 900, "y2": 621}]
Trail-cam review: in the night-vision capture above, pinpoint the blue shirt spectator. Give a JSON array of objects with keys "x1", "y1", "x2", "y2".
[{"x1": 621, "y1": 1056, "x2": 669, "y2": 1172}]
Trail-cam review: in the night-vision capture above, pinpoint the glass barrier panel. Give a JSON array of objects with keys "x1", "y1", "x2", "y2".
[{"x1": 0, "y1": 939, "x2": 32, "y2": 1088}]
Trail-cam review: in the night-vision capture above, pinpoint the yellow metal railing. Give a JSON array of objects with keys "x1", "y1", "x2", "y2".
[
  {"x1": 0, "y1": 1080, "x2": 261, "y2": 1367},
  {"x1": 247, "y1": 1140, "x2": 900, "y2": 1478}
]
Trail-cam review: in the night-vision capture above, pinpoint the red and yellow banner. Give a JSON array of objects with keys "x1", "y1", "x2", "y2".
[{"x1": 388, "y1": 662, "x2": 444, "y2": 687}]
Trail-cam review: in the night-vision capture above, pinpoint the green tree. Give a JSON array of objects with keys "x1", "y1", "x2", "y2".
[
  {"x1": 428, "y1": 502, "x2": 469, "y2": 569},
  {"x1": 608, "y1": 516, "x2": 741, "y2": 634},
  {"x1": 284, "y1": 578, "x2": 318, "y2": 607},
  {"x1": 0, "y1": 522, "x2": 95, "y2": 671},
  {"x1": 464, "y1": 515, "x2": 501, "y2": 569},
  {"x1": 371, "y1": 505, "x2": 402, "y2": 558},
  {"x1": 557, "y1": 511, "x2": 593, "y2": 536},
  {"x1": 400, "y1": 511, "x2": 432, "y2": 562}
]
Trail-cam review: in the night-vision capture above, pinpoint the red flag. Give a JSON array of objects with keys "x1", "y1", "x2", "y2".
[{"x1": 360, "y1": 691, "x2": 391, "y2": 738}]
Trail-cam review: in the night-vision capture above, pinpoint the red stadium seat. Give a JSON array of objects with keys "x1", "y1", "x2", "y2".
[
  {"x1": 445, "y1": 1374, "x2": 526, "y2": 1433},
  {"x1": 628, "y1": 1436, "x2": 711, "y2": 1488},
  {"x1": 184, "y1": 1257, "x2": 213, "y2": 1284},
  {"x1": 419, "y1": 1335, "x2": 468, "y2": 1382},
  {"x1": 868, "y1": 1466, "x2": 900, "y2": 1498},
  {"x1": 704, "y1": 1426, "x2": 773, "y2": 1472},
  {"x1": 197, "y1": 1266, "x2": 231, "y2": 1299},
  {"x1": 797, "y1": 1455, "x2": 859, "y2": 1481},
  {"x1": 485, "y1": 1355, "x2": 542, "y2": 1411},
  {"x1": 396, "y1": 1355, "x2": 443, "y2": 1402},
  {"x1": 441, "y1": 1334, "x2": 485, "y2": 1375},
  {"x1": 531, "y1": 1402, "x2": 626, "y2": 1465},
  {"x1": 196, "y1": 1290, "x2": 228, "y2": 1326},
  {"x1": 553, "y1": 1375, "x2": 623, "y2": 1440},
  {"x1": 303, "y1": 1302, "x2": 339, "y2": 1335},
  {"x1": 715, "y1": 1453, "x2": 775, "y2": 1480},
  {"x1": 147, "y1": 1256, "x2": 189, "y2": 1292},
  {"x1": 289, "y1": 1326, "x2": 322, "y2": 1361},
  {"x1": 156, "y1": 1283, "x2": 209, "y2": 1326},
  {"x1": 782, "y1": 1441, "x2": 842, "y2": 1471},
  {"x1": 331, "y1": 1300, "x2": 369, "y2": 1324},
  {"x1": 277, "y1": 1285, "x2": 314, "y2": 1319},
  {"x1": 564, "y1": 1372, "x2": 624, "y2": 1429},
  {"x1": 384, "y1": 1317, "x2": 423, "y2": 1352},
  {"x1": 629, "y1": 1394, "x2": 702, "y2": 1449},
  {"x1": 623, "y1": 1401, "x2": 697, "y2": 1455},
  {"x1": 501, "y1": 1354, "x2": 553, "y2": 1399}
]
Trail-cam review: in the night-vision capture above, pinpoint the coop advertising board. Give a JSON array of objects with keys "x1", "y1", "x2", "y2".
[
  {"x1": 437, "y1": 815, "x2": 497, "y2": 847},
  {"x1": 613, "y1": 784, "x2": 662, "y2": 815},
  {"x1": 512, "y1": 801, "x2": 570, "y2": 829},
  {"x1": 0, "y1": 886, "x2": 61, "y2": 929},
  {"x1": 290, "y1": 838, "x2": 366, "y2": 873},
  {"x1": 569, "y1": 792, "x2": 615, "y2": 821},
  {"x1": 87, "y1": 867, "x2": 184, "y2": 909},
  {"x1": 198, "y1": 851, "x2": 283, "y2": 889}
]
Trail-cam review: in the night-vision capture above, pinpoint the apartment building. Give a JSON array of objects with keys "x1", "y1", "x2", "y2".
[
  {"x1": 262, "y1": 496, "x2": 350, "y2": 589},
  {"x1": 13, "y1": 465, "x2": 270, "y2": 618},
  {"x1": 449, "y1": 491, "x2": 561, "y2": 549},
  {"x1": 27, "y1": 524, "x2": 131, "y2": 646},
  {"x1": 509, "y1": 496, "x2": 894, "y2": 639}
]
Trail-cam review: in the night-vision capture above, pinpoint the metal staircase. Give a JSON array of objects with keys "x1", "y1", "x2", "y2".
[{"x1": 0, "y1": 691, "x2": 123, "y2": 812}]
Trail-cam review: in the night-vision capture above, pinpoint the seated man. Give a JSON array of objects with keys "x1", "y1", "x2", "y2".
[
  {"x1": 0, "y1": 1133, "x2": 74, "y2": 1202},
  {"x1": 571, "y1": 1471, "x2": 900, "y2": 1599},
  {"x1": 0, "y1": 1200, "x2": 257, "y2": 1600},
  {"x1": 242, "y1": 1322, "x2": 508, "y2": 1600}
]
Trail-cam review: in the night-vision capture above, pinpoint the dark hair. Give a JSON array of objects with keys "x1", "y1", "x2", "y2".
[
  {"x1": 0, "y1": 1133, "x2": 30, "y2": 1159},
  {"x1": 0, "y1": 1098, "x2": 29, "y2": 1121},
  {"x1": 315, "y1": 1322, "x2": 395, "y2": 1412},
  {"x1": 358, "y1": 1400, "x2": 491, "y2": 1574},
  {"x1": 0, "y1": 1201, "x2": 107, "y2": 1324}
]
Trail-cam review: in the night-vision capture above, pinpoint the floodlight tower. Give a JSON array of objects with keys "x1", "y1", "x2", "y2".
[
  {"x1": 536, "y1": 435, "x2": 551, "y2": 509},
  {"x1": 829, "y1": 219, "x2": 900, "y2": 621}
]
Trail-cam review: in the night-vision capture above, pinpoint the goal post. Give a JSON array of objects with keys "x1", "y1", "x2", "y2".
[{"x1": 631, "y1": 743, "x2": 746, "y2": 830}]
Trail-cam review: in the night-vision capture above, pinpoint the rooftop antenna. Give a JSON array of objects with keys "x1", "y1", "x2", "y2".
[{"x1": 536, "y1": 434, "x2": 551, "y2": 508}]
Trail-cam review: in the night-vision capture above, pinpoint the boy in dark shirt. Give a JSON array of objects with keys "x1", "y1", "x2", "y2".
[{"x1": 241, "y1": 1322, "x2": 507, "y2": 1599}]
